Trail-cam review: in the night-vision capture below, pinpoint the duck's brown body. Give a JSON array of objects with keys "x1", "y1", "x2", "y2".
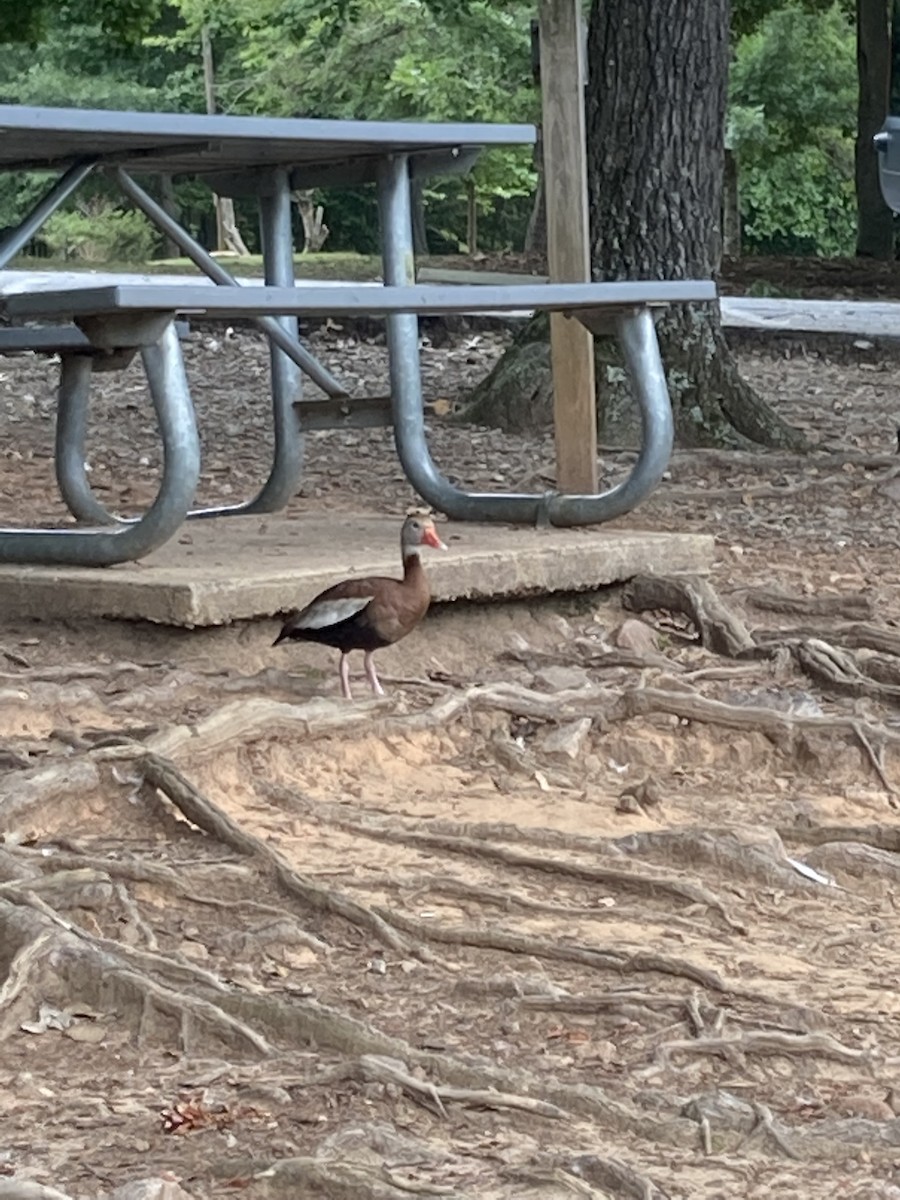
[{"x1": 273, "y1": 514, "x2": 445, "y2": 699}]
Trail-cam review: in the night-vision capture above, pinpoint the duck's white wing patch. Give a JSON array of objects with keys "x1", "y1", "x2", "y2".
[{"x1": 296, "y1": 595, "x2": 373, "y2": 629}]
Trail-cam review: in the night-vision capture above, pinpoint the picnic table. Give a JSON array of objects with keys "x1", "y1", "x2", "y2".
[{"x1": 0, "y1": 105, "x2": 715, "y2": 566}]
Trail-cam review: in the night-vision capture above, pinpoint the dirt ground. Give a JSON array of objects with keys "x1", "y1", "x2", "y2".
[{"x1": 5, "y1": 292, "x2": 900, "y2": 1198}]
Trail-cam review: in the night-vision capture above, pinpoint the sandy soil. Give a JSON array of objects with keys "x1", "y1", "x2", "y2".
[{"x1": 3, "y1": 313, "x2": 900, "y2": 1199}]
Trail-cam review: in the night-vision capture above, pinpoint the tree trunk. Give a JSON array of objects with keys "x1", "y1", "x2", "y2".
[
  {"x1": 158, "y1": 175, "x2": 181, "y2": 260},
  {"x1": 855, "y1": 0, "x2": 894, "y2": 259},
  {"x1": 465, "y1": 0, "x2": 804, "y2": 451},
  {"x1": 723, "y1": 149, "x2": 741, "y2": 258},
  {"x1": 294, "y1": 190, "x2": 329, "y2": 253},
  {"x1": 410, "y1": 179, "x2": 429, "y2": 255},
  {"x1": 524, "y1": 129, "x2": 547, "y2": 254},
  {"x1": 466, "y1": 178, "x2": 478, "y2": 253},
  {"x1": 201, "y1": 24, "x2": 250, "y2": 257}
]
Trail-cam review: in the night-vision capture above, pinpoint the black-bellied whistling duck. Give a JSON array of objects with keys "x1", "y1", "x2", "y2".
[{"x1": 273, "y1": 512, "x2": 447, "y2": 700}]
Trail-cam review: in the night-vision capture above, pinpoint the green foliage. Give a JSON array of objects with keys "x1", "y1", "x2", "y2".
[
  {"x1": 731, "y1": 0, "x2": 853, "y2": 38},
  {"x1": 199, "y1": 0, "x2": 537, "y2": 250},
  {"x1": 42, "y1": 197, "x2": 160, "y2": 261},
  {"x1": 729, "y1": 0, "x2": 857, "y2": 255},
  {"x1": 2, "y1": 0, "x2": 865, "y2": 264},
  {"x1": 0, "y1": 0, "x2": 163, "y2": 46}
]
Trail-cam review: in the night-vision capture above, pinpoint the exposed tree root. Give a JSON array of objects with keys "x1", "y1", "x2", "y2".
[
  {"x1": 520, "y1": 988, "x2": 714, "y2": 1016},
  {"x1": 622, "y1": 574, "x2": 758, "y2": 657},
  {"x1": 347, "y1": 1053, "x2": 568, "y2": 1120},
  {"x1": 501, "y1": 1164, "x2": 609, "y2": 1199},
  {"x1": 260, "y1": 780, "x2": 744, "y2": 932},
  {"x1": 347, "y1": 872, "x2": 727, "y2": 938},
  {"x1": 741, "y1": 1101, "x2": 803, "y2": 1161},
  {"x1": 801, "y1": 840, "x2": 900, "y2": 884},
  {"x1": 553, "y1": 1152, "x2": 671, "y2": 1200},
  {"x1": 0, "y1": 896, "x2": 270, "y2": 1054},
  {"x1": 0, "y1": 758, "x2": 101, "y2": 828},
  {"x1": 657, "y1": 1029, "x2": 872, "y2": 1069},
  {"x1": 213, "y1": 1155, "x2": 427, "y2": 1199},
  {"x1": 374, "y1": 909, "x2": 730, "y2": 993},
  {"x1": 744, "y1": 589, "x2": 874, "y2": 621},
  {"x1": 791, "y1": 639, "x2": 900, "y2": 706},
  {"x1": 754, "y1": 621, "x2": 900, "y2": 658},
  {"x1": 619, "y1": 575, "x2": 900, "y2": 738},
  {"x1": 139, "y1": 753, "x2": 418, "y2": 956},
  {"x1": 501, "y1": 643, "x2": 678, "y2": 674},
  {"x1": 611, "y1": 686, "x2": 897, "y2": 791},
  {"x1": 143, "y1": 696, "x2": 390, "y2": 760},
  {"x1": 0, "y1": 660, "x2": 156, "y2": 684},
  {"x1": 139, "y1": 755, "x2": 741, "y2": 982},
  {"x1": 779, "y1": 821, "x2": 900, "y2": 852},
  {"x1": 4, "y1": 878, "x2": 236, "y2": 996},
  {"x1": 217, "y1": 990, "x2": 698, "y2": 1146},
  {"x1": 610, "y1": 826, "x2": 819, "y2": 894}
]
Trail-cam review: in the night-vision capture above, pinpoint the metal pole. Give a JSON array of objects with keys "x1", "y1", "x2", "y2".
[
  {"x1": 0, "y1": 322, "x2": 201, "y2": 565},
  {"x1": 55, "y1": 354, "x2": 120, "y2": 525},
  {"x1": 376, "y1": 154, "x2": 673, "y2": 525},
  {"x1": 249, "y1": 167, "x2": 303, "y2": 512},
  {"x1": 376, "y1": 153, "x2": 451, "y2": 500},
  {"x1": 0, "y1": 159, "x2": 96, "y2": 268},
  {"x1": 112, "y1": 167, "x2": 346, "y2": 399}
]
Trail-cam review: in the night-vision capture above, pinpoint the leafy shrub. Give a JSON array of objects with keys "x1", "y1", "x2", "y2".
[
  {"x1": 729, "y1": 1, "x2": 856, "y2": 256},
  {"x1": 42, "y1": 198, "x2": 159, "y2": 263}
]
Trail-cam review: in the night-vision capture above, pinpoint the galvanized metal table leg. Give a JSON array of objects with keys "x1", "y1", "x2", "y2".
[
  {"x1": 244, "y1": 166, "x2": 303, "y2": 512},
  {"x1": 0, "y1": 159, "x2": 96, "y2": 268},
  {"x1": 173, "y1": 167, "x2": 304, "y2": 518},
  {"x1": 55, "y1": 354, "x2": 120, "y2": 526},
  {"x1": 113, "y1": 168, "x2": 345, "y2": 401},
  {"x1": 376, "y1": 154, "x2": 674, "y2": 527},
  {"x1": 112, "y1": 167, "x2": 329, "y2": 519},
  {"x1": 0, "y1": 322, "x2": 201, "y2": 566}
]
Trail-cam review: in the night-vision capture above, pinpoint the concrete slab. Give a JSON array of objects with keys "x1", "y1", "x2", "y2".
[{"x1": 0, "y1": 513, "x2": 715, "y2": 627}]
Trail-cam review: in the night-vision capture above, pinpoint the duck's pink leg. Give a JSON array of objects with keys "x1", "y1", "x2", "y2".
[
  {"x1": 339, "y1": 653, "x2": 353, "y2": 700},
  {"x1": 364, "y1": 651, "x2": 385, "y2": 696}
]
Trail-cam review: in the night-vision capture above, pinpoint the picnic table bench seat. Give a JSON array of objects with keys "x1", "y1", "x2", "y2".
[{"x1": 0, "y1": 277, "x2": 716, "y2": 566}]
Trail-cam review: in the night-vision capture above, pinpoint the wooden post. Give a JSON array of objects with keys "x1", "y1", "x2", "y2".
[{"x1": 539, "y1": 0, "x2": 597, "y2": 493}]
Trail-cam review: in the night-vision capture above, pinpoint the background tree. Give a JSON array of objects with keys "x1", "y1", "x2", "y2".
[
  {"x1": 175, "y1": 0, "x2": 537, "y2": 253},
  {"x1": 467, "y1": 0, "x2": 804, "y2": 450},
  {"x1": 855, "y1": 0, "x2": 893, "y2": 257},
  {"x1": 0, "y1": 0, "x2": 162, "y2": 45},
  {"x1": 729, "y1": 1, "x2": 857, "y2": 256}
]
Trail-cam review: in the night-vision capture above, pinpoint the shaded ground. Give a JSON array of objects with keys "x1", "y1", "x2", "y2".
[{"x1": 4, "y1": 308, "x2": 900, "y2": 1198}]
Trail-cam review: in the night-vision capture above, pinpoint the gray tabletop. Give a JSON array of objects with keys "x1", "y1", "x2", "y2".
[{"x1": 0, "y1": 105, "x2": 536, "y2": 179}]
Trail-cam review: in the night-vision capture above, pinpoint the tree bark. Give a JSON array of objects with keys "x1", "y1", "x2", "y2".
[
  {"x1": 411, "y1": 179, "x2": 429, "y2": 255},
  {"x1": 158, "y1": 175, "x2": 181, "y2": 260},
  {"x1": 855, "y1": 0, "x2": 894, "y2": 259},
  {"x1": 723, "y1": 149, "x2": 741, "y2": 258},
  {"x1": 524, "y1": 129, "x2": 547, "y2": 254},
  {"x1": 465, "y1": 0, "x2": 804, "y2": 451}
]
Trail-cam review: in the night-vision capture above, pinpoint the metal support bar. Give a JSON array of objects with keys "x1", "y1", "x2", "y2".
[
  {"x1": 112, "y1": 167, "x2": 346, "y2": 400},
  {"x1": 49, "y1": 171, "x2": 305, "y2": 525},
  {"x1": 55, "y1": 354, "x2": 118, "y2": 526},
  {"x1": 253, "y1": 168, "x2": 303, "y2": 509},
  {"x1": 0, "y1": 158, "x2": 96, "y2": 268},
  {"x1": 0, "y1": 321, "x2": 201, "y2": 565},
  {"x1": 376, "y1": 153, "x2": 674, "y2": 526}
]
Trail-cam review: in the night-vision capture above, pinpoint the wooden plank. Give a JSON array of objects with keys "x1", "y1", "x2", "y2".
[{"x1": 539, "y1": 0, "x2": 597, "y2": 494}]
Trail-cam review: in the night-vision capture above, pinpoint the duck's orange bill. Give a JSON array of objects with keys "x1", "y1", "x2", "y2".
[{"x1": 423, "y1": 526, "x2": 447, "y2": 550}]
